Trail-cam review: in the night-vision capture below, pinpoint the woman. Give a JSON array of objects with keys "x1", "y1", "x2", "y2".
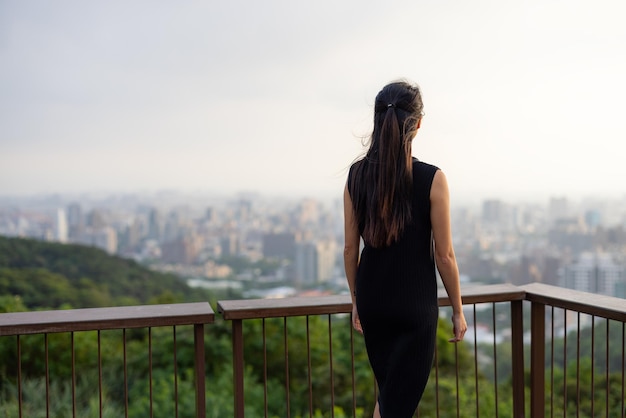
[{"x1": 343, "y1": 80, "x2": 467, "y2": 418}]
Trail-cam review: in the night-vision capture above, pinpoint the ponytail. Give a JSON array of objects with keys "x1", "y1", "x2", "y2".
[{"x1": 349, "y1": 81, "x2": 422, "y2": 248}]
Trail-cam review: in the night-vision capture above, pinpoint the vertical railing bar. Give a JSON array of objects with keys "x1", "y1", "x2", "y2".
[
  {"x1": 349, "y1": 314, "x2": 356, "y2": 418},
  {"x1": 17, "y1": 335, "x2": 22, "y2": 418},
  {"x1": 173, "y1": 326, "x2": 179, "y2": 418},
  {"x1": 575, "y1": 312, "x2": 580, "y2": 418},
  {"x1": 45, "y1": 333, "x2": 50, "y2": 418},
  {"x1": 510, "y1": 300, "x2": 525, "y2": 418},
  {"x1": 590, "y1": 315, "x2": 595, "y2": 417},
  {"x1": 149, "y1": 327, "x2": 153, "y2": 418},
  {"x1": 604, "y1": 318, "x2": 611, "y2": 417},
  {"x1": 328, "y1": 314, "x2": 335, "y2": 418},
  {"x1": 454, "y1": 342, "x2": 460, "y2": 418},
  {"x1": 563, "y1": 309, "x2": 567, "y2": 418},
  {"x1": 232, "y1": 319, "x2": 244, "y2": 418},
  {"x1": 72, "y1": 332, "x2": 76, "y2": 418},
  {"x1": 620, "y1": 322, "x2": 626, "y2": 418},
  {"x1": 473, "y1": 304, "x2": 479, "y2": 417},
  {"x1": 263, "y1": 318, "x2": 268, "y2": 418},
  {"x1": 435, "y1": 330, "x2": 440, "y2": 418},
  {"x1": 193, "y1": 323, "x2": 206, "y2": 418},
  {"x1": 530, "y1": 301, "x2": 546, "y2": 418},
  {"x1": 492, "y1": 302, "x2": 499, "y2": 418},
  {"x1": 374, "y1": 374, "x2": 378, "y2": 418},
  {"x1": 284, "y1": 317, "x2": 291, "y2": 418},
  {"x1": 550, "y1": 306, "x2": 555, "y2": 418},
  {"x1": 306, "y1": 316, "x2": 313, "y2": 418},
  {"x1": 123, "y1": 329, "x2": 128, "y2": 418},
  {"x1": 605, "y1": 319, "x2": 609, "y2": 418},
  {"x1": 98, "y1": 330, "x2": 103, "y2": 418}
]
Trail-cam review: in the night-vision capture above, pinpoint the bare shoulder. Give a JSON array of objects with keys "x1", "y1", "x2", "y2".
[{"x1": 431, "y1": 169, "x2": 450, "y2": 201}]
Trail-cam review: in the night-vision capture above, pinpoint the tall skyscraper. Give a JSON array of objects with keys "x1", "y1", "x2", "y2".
[
  {"x1": 295, "y1": 241, "x2": 317, "y2": 286},
  {"x1": 54, "y1": 208, "x2": 68, "y2": 243},
  {"x1": 66, "y1": 202, "x2": 84, "y2": 240},
  {"x1": 147, "y1": 208, "x2": 162, "y2": 241}
]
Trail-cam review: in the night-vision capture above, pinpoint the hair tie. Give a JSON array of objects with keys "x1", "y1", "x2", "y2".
[{"x1": 387, "y1": 103, "x2": 396, "y2": 108}]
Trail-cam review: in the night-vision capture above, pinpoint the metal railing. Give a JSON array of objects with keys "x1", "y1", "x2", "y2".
[
  {"x1": 1, "y1": 284, "x2": 625, "y2": 417},
  {"x1": 524, "y1": 283, "x2": 626, "y2": 418},
  {"x1": 0, "y1": 302, "x2": 214, "y2": 417},
  {"x1": 217, "y1": 284, "x2": 529, "y2": 418}
]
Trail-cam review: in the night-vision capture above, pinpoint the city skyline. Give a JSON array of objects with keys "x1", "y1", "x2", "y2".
[
  {"x1": 3, "y1": 187, "x2": 626, "y2": 215},
  {"x1": 2, "y1": 184, "x2": 625, "y2": 300},
  {"x1": 2, "y1": 1, "x2": 626, "y2": 201}
]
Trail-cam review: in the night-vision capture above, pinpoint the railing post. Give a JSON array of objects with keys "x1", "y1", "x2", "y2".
[
  {"x1": 194, "y1": 323, "x2": 206, "y2": 418},
  {"x1": 510, "y1": 300, "x2": 525, "y2": 418},
  {"x1": 232, "y1": 319, "x2": 245, "y2": 418},
  {"x1": 530, "y1": 301, "x2": 545, "y2": 418}
]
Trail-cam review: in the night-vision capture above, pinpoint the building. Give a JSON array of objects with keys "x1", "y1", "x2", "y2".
[
  {"x1": 262, "y1": 232, "x2": 296, "y2": 260},
  {"x1": 294, "y1": 240, "x2": 336, "y2": 286},
  {"x1": 481, "y1": 199, "x2": 513, "y2": 232},
  {"x1": 66, "y1": 203, "x2": 84, "y2": 239},
  {"x1": 74, "y1": 226, "x2": 118, "y2": 254},
  {"x1": 221, "y1": 234, "x2": 239, "y2": 257},
  {"x1": 561, "y1": 252, "x2": 624, "y2": 297},
  {"x1": 161, "y1": 236, "x2": 201, "y2": 264},
  {"x1": 54, "y1": 208, "x2": 68, "y2": 243}
]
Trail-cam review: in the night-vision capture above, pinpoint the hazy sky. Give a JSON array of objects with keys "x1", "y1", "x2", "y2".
[{"x1": 2, "y1": 0, "x2": 626, "y2": 203}]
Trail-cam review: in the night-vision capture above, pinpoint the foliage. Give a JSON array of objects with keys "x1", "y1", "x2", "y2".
[
  {"x1": 1, "y1": 236, "x2": 624, "y2": 416},
  {"x1": 0, "y1": 236, "x2": 211, "y2": 309}
]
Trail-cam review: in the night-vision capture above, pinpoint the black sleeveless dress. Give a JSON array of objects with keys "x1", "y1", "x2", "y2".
[{"x1": 348, "y1": 159, "x2": 439, "y2": 417}]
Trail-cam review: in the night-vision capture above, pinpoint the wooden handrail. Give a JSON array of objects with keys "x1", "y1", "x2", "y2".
[
  {"x1": 217, "y1": 295, "x2": 352, "y2": 320},
  {"x1": 440, "y1": 283, "x2": 525, "y2": 305},
  {"x1": 0, "y1": 302, "x2": 215, "y2": 336},
  {"x1": 217, "y1": 284, "x2": 525, "y2": 320},
  {"x1": 1, "y1": 283, "x2": 623, "y2": 418},
  {"x1": 522, "y1": 282, "x2": 626, "y2": 322}
]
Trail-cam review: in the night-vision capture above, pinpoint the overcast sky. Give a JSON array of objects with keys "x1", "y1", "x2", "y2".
[{"x1": 1, "y1": 0, "x2": 625, "y2": 204}]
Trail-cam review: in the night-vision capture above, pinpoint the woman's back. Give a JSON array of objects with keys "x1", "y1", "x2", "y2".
[
  {"x1": 350, "y1": 158, "x2": 439, "y2": 325},
  {"x1": 342, "y1": 79, "x2": 467, "y2": 417}
]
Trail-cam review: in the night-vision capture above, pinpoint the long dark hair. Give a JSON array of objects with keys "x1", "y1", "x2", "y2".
[{"x1": 349, "y1": 80, "x2": 424, "y2": 248}]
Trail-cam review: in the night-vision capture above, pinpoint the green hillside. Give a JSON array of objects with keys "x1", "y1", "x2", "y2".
[{"x1": 0, "y1": 236, "x2": 208, "y2": 310}]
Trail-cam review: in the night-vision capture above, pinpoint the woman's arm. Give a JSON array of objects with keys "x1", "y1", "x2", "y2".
[
  {"x1": 430, "y1": 170, "x2": 467, "y2": 342},
  {"x1": 343, "y1": 183, "x2": 362, "y2": 333}
]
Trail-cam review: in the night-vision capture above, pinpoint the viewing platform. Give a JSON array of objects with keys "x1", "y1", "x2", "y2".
[{"x1": 1, "y1": 283, "x2": 625, "y2": 417}]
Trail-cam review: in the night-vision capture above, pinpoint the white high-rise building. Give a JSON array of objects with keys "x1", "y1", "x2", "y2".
[
  {"x1": 54, "y1": 208, "x2": 68, "y2": 243},
  {"x1": 315, "y1": 240, "x2": 336, "y2": 283}
]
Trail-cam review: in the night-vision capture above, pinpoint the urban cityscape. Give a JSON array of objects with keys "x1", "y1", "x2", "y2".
[{"x1": 1, "y1": 190, "x2": 625, "y2": 302}]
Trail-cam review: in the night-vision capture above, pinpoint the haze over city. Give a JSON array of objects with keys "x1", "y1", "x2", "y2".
[{"x1": 2, "y1": 1, "x2": 626, "y2": 204}]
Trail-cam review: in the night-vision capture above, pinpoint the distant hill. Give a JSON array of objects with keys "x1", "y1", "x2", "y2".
[{"x1": 0, "y1": 236, "x2": 207, "y2": 310}]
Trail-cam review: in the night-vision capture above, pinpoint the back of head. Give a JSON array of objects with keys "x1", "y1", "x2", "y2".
[
  {"x1": 350, "y1": 80, "x2": 424, "y2": 248},
  {"x1": 373, "y1": 81, "x2": 423, "y2": 139}
]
